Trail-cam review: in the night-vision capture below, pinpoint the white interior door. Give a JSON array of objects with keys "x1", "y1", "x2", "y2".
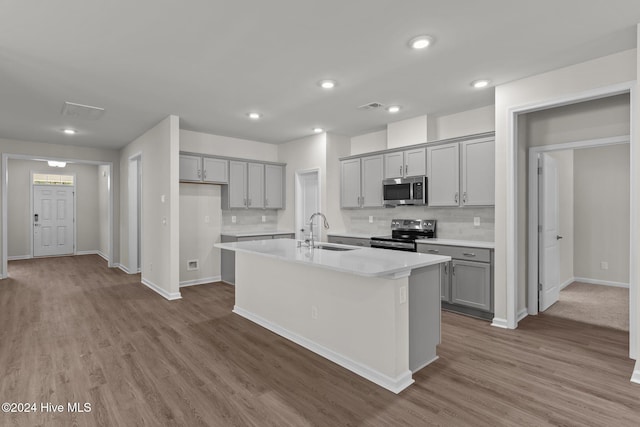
[
  {"x1": 33, "y1": 185, "x2": 74, "y2": 257},
  {"x1": 128, "y1": 156, "x2": 141, "y2": 273},
  {"x1": 296, "y1": 171, "x2": 319, "y2": 240},
  {"x1": 539, "y1": 153, "x2": 561, "y2": 311}
]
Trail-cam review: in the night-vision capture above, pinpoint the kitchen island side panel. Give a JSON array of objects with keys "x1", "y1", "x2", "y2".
[{"x1": 234, "y1": 251, "x2": 411, "y2": 388}]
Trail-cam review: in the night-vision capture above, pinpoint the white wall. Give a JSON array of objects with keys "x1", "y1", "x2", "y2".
[
  {"x1": 434, "y1": 105, "x2": 495, "y2": 141},
  {"x1": 120, "y1": 116, "x2": 180, "y2": 298},
  {"x1": 98, "y1": 164, "x2": 110, "y2": 258},
  {"x1": 180, "y1": 129, "x2": 278, "y2": 161},
  {"x1": 494, "y1": 48, "x2": 637, "y2": 328},
  {"x1": 277, "y1": 133, "x2": 327, "y2": 237},
  {"x1": 7, "y1": 160, "x2": 100, "y2": 257},
  {"x1": 350, "y1": 130, "x2": 386, "y2": 155},
  {"x1": 0, "y1": 137, "x2": 120, "y2": 276},
  {"x1": 326, "y1": 133, "x2": 351, "y2": 234},
  {"x1": 574, "y1": 144, "x2": 630, "y2": 284},
  {"x1": 548, "y1": 150, "x2": 574, "y2": 286},
  {"x1": 179, "y1": 183, "x2": 222, "y2": 285}
]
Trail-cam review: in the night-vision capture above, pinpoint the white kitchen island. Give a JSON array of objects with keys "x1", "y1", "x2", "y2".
[{"x1": 214, "y1": 238, "x2": 450, "y2": 393}]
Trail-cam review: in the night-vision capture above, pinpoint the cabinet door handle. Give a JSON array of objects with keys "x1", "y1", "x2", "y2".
[
  {"x1": 399, "y1": 165, "x2": 402, "y2": 176},
  {"x1": 444, "y1": 264, "x2": 448, "y2": 275},
  {"x1": 462, "y1": 191, "x2": 467, "y2": 204},
  {"x1": 197, "y1": 169, "x2": 201, "y2": 178},
  {"x1": 405, "y1": 164, "x2": 408, "y2": 175},
  {"x1": 243, "y1": 198, "x2": 247, "y2": 206},
  {"x1": 452, "y1": 264, "x2": 455, "y2": 275},
  {"x1": 427, "y1": 249, "x2": 439, "y2": 253},
  {"x1": 265, "y1": 198, "x2": 269, "y2": 207},
  {"x1": 463, "y1": 252, "x2": 476, "y2": 257},
  {"x1": 360, "y1": 196, "x2": 364, "y2": 206},
  {"x1": 454, "y1": 192, "x2": 459, "y2": 204}
]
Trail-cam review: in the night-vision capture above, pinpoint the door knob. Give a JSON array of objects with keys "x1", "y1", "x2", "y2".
[{"x1": 556, "y1": 235, "x2": 563, "y2": 240}]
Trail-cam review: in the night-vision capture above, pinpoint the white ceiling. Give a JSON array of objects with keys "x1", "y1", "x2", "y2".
[{"x1": 1, "y1": 1, "x2": 640, "y2": 149}]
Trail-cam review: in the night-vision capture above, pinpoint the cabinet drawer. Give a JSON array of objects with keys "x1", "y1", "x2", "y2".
[
  {"x1": 417, "y1": 243, "x2": 491, "y2": 263},
  {"x1": 237, "y1": 235, "x2": 273, "y2": 242},
  {"x1": 273, "y1": 234, "x2": 295, "y2": 239}
]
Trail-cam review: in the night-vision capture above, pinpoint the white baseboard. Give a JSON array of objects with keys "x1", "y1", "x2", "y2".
[
  {"x1": 233, "y1": 305, "x2": 415, "y2": 394},
  {"x1": 76, "y1": 250, "x2": 99, "y2": 256},
  {"x1": 517, "y1": 308, "x2": 528, "y2": 322},
  {"x1": 560, "y1": 277, "x2": 575, "y2": 290},
  {"x1": 631, "y1": 361, "x2": 640, "y2": 385},
  {"x1": 411, "y1": 356, "x2": 439, "y2": 374},
  {"x1": 7, "y1": 255, "x2": 32, "y2": 261},
  {"x1": 491, "y1": 317, "x2": 509, "y2": 329},
  {"x1": 116, "y1": 263, "x2": 132, "y2": 274},
  {"x1": 96, "y1": 251, "x2": 109, "y2": 262},
  {"x1": 179, "y1": 275, "x2": 221, "y2": 288},
  {"x1": 141, "y1": 277, "x2": 182, "y2": 301},
  {"x1": 573, "y1": 277, "x2": 629, "y2": 289}
]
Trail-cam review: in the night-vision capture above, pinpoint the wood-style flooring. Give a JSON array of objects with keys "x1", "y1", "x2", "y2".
[{"x1": 1, "y1": 255, "x2": 639, "y2": 426}]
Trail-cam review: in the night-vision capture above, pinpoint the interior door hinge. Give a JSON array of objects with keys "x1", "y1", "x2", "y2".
[
  {"x1": 538, "y1": 283, "x2": 542, "y2": 291},
  {"x1": 538, "y1": 224, "x2": 542, "y2": 232},
  {"x1": 537, "y1": 166, "x2": 542, "y2": 175}
]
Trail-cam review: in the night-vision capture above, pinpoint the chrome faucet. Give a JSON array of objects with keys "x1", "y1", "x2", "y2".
[{"x1": 307, "y1": 212, "x2": 330, "y2": 248}]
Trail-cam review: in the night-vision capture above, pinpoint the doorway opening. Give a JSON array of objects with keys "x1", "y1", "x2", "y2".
[
  {"x1": 530, "y1": 138, "x2": 630, "y2": 333},
  {"x1": 295, "y1": 169, "x2": 321, "y2": 241},
  {"x1": 31, "y1": 171, "x2": 76, "y2": 257},
  {"x1": 128, "y1": 154, "x2": 142, "y2": 273}
]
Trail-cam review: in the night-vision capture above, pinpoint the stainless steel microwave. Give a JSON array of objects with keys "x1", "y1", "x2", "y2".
[{"x1": 383, "y1": 176, "x2": 427, "y2": 206}]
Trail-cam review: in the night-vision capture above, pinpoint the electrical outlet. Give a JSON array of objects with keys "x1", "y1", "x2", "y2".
[
  {"x1": 311, "y1": 306, "x2": 318, "y2": 319},
  {"x1": 231, "y1": 216, "x2": 237, "y2": 223},
  {"x1": 601, "y1": 261, "x2": 609, "y2": 270},
  {"x1": 474, "y1": 217, "x2": 481, "y2": 226},
  {"x1": 369, "y1": 216, "x2": 373, "y2": 223},
  {"x1": 161, "y1": 194, "x2": 166, "y2": 203},
  {"x1": 204, "y1": 215, "x2": 210, "y2": 224},
  {"x1": 162, "y1": 217, "x2": 167, "y2": 225},
  {"x1": 262, "y1": 215, "x2": 266, "y2": 223},
  {"x1": 399, "y1": 286, "x2": 407, "y2": 304}
]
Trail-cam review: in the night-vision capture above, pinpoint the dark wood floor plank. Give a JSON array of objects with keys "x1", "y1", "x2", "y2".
[{"x1": 1, "y1": 255, "x2": 639, "y2": 426}]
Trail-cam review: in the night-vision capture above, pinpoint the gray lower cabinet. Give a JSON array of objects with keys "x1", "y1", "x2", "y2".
[
  {"x1": 221, "y1": 233, "x2": 294, "y2": 284},
  {"x1": 327, "y1": 236, "x2": 371, "y2": 247},
  {"x1": 418, "y1": 243, "x2": 493, "y2": 320}
]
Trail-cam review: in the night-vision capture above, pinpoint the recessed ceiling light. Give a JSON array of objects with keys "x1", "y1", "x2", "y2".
[
  {"x1": 409, "y1": 35, "x2": 434, "y2": 50},
  {"x1": 313, "y1": 127, "x2": 324, "y2": 133},
  {"x1": 471, "y1": 79, "x2": 490, "y2": 89},
  {"x1": 63, "y1": 128, "x2": 76, "y2": 135},
  {"x1": 387, "y1": 105, "x2": 401, "y2": 113},
  {"x1": 247, "y1": 112, "x2": 261, "y2": 120},
  {"x1": 318, "y1": 80, "x2": 336, "y2": 89},
  {"x1": 47, "y1": 161, "x2": 67, "y2": 168}
]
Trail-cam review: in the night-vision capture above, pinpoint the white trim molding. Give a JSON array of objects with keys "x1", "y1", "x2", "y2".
[
  {"x1": 116, "y1": 263, "x2": 133, "y2": 274},
  {"x1": 180, "y1": 276, "x2": 221, "y2": 287},
  {"x1": 631, "y1": 361, "x2": 640, "y2": 384},
  {"x1": 505, "y1": 81, "x2": 637, "y2": 362},
  {"x1": 7, "y1": 255, "x2": 32, "y2": 261},
  {"x1": 573, "y1": 277, "x2": 630, "y2": 289},
  {"x1": 517, "y1": 308, "x2": 528, "y2": 322},
  {"x1": 560, "y1": 277, "x2": 575, "y2": 290},
  {"x1": 491, "y1": 317, "x2": 509, "y2": 329},
  {"x1": 141, "y1": 277, "x2": 182, "y2": 301},
  {"x1": 233, "y1": 305, "x2": 416, "y2": 394}
]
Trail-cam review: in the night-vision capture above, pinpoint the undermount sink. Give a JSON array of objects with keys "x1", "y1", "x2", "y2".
[{"x1": 313, "y1": 245, "x2": 357, "y2": 252}]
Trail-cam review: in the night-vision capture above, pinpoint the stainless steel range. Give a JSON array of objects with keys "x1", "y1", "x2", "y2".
[{"x1": 370, "y1": 219, "x2": 437, "y2": 252}]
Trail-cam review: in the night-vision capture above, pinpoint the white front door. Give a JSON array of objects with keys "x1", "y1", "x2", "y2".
[
  {"x1": 33, "y1": 185, "x2": 74, "y2": 257},
  {"x1": 539, "y1": 153, "x2": 560, "y2": 311}
]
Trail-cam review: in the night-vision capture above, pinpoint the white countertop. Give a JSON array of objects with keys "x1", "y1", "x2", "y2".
[
  {"x1": 327, "y1": 231, "x2": 374, "y2": 239},
  {"x1": 415, "y1": 239, "x2": 495, "y2": 249},
  {"x1": 215, "y1": 238, "x2": 450, "y2": 278},
  {"x1": 220, "y1": 230, "x2": 295, "y2": 237}
]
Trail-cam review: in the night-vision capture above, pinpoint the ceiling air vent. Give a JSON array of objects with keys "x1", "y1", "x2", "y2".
[
  {"x1": 357, "y1": 102, "x2": 385, "y2": 110},
  {"x1": 61, "y1": 101, "x2": 106, "y2": 120}
]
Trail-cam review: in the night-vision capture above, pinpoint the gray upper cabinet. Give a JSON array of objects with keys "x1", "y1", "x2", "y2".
[
  {"x1": 361, "y1": 155, "x2": 384, "y2": 207},
  {"x1": 384, "y1": 148, "x2": 426, "y2": 179},
  {"x1": 179, "y1": 154, "x2": 202, "y2": 182},
  {"x1": 264, "y1": 164, "x2": 284, "y2": 209},
  {"x1": 340, "y1": 158, "x2": 361, "y2": 208},
  {"x1": 203, "y1": 157, "x2": 228, "y2": 183},
  {"x1": 427, "y1": 142, "x2": 460, "y2": 206},
  {"x1": 461, "y1": 138, "x2": 495, "y2": 206},
  {"x1": 247, "y1": 162, "x2": 265, "y2": 208},
  {"x1": 222, "y1": 160, "x2": 286, "y2": 210},
  {"x1": 227, "y1": 161, "x2": 248, "y2": 208},
  {"x1": 340, "y1": 155, "x2": 383, "y2": 208}
]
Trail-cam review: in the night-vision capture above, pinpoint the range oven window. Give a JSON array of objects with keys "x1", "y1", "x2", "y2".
[{"x1": 384, "y1": 182, "x2": 411, "y2": 201}]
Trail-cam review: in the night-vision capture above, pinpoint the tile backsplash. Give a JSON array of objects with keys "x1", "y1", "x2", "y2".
[
  {"x1": 221, "y1": 209, "x2": 279, "y2": 233},
  {"x1": 339, "y1": 206, "x2": 495, "y2": 241}
]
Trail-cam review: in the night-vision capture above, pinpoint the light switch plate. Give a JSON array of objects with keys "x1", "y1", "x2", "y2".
[
  {"x1": 262, "y1": 215, "x2": 266, "y2": 223},
  {"x1": 231, "y1": 216, "x2": 236, "y2": 224},
  {"x1": 369, "y1": 216, "x2": 373, "y2": 223},
  {"x1": 474, "y1": 217, "x2": 481, "y2": 226}
]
